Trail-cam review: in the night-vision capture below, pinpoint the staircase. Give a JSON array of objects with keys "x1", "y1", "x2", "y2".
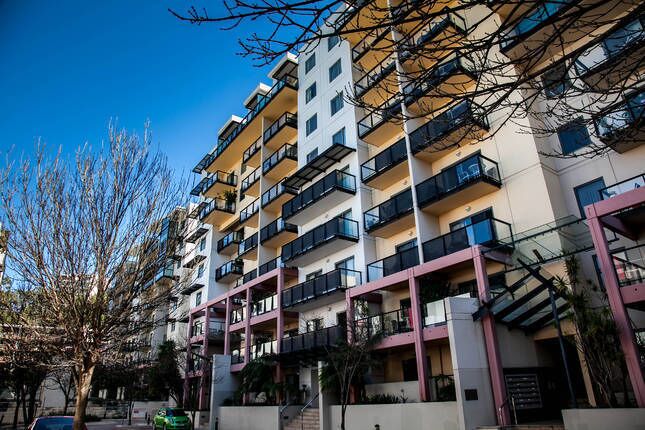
[{"x1": 284, "y1": 408, "x2": 319, "y2": 430}]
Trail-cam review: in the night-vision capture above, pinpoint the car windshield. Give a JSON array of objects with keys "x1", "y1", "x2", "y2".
[
  {"x1": 166, "y1": 409, "x2": 186, "y2": 417},
  {"x1": 34, "y1": 418, "x2": 73, "y2": 430}
]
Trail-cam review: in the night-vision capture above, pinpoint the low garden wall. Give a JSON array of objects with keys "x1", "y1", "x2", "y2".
[
  {"x1": 562, "y1": 408, "x2": 645, "y2": 430},
  {"x1": 329, "y1": 402, "x2": 459, "y2": 430},
  {"x1": 218, "y1": 406, "x2": 280, "y2": 430}
]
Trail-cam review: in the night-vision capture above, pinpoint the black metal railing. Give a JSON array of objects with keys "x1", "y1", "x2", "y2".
[
  {"x1": 401, "y1": 8, "x2": 467, "y2": 57},
  {"x1": 282, "y1": 268, "x2": 361, "y2": 308},
  {"x1": 261, "y1": 180, "x2": 299, "y2": 208},
  {"x1": 251, "y1": 294, "x2": 278, "y2": 317},
  {"x1": 367, "y1": 246, "x2": 420, "y2": 282},
  {"x1": 215, "y1": 259, "x2": 244, "y2": 281},
  {"x1": 364, "y1": 188, "x2": 414, "y2": 232},
  {"x1": 199, "y1": 198, "x2": 236, "y2": 221},
  {"x1": 240, "y1": 199, "x2": 260, "y2": 224},
  {"x1": 281, "y1": 325, "x2": 345, "y2": 354},
  {"x1": 594, "y1": 89, "x2": 645, "y2": 140},
  {"x1": 243, "y1": 136, "x2": 262, "y2": 164},
  {"x1": 202, "y1": 170, "x2": 238, "y2": 195},
  {"x1": 500, "y1": 0, "x2": 573, "y2": 51},
  {"x1": 354, "y1": 308, "x2": 413, "y2": 339},
  {"x1": 263, "y1": 142, "x2": 298, "y2": 175},
  {"x1": 352, "y1": 25, "x2": 389, "y2": 62},
  {"x1": 355, "y1": 54, "x2": 397, "y2": 97},
  {"x1": 282, "y1": 216, "x2": 360, "y2": 262},
  {"x1": 238, "y1": 232, "x2": 258, "y2": 257},
  {"x1": 217, "y1": 230, "x2": 244, "y2": 253},
  {"x1": 264, "y1": 112, "x2": 298, "y2": 144},
  {"x1": 422, "y1": 217, "x2": 512, "y2": 262},
  {"x1": 282, "y1": 170, "x2": 356, "y2": 220},
  {"x1": 357, "y1": 96, "x2": 402, "y2": 139},
  {"x1": 241, "y1": 167, "x2": 261, "y2": 193},
  {"x1": 361, "y1": 137, "x2": 408, "y2": 183},
  {"x1": 252, "y1": 339, "x2": 277, "y2": 359},
  {"x1": 260, "y1": 217, "x2": 298, "y2": 244},
  {"x1": 598, "y1": 173, "x2": 645, "y2": 201},
  {"x1": 416, "y1": 153, "x2": 501, "y2": 208}
]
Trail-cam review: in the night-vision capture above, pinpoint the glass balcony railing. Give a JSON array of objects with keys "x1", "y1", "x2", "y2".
[
  {"x1": 280, "y1": 325, "x2": 344, "y2": 354},
  {"x1": 422, "y1": 298, "x2": 448, "y2": 327},
  {"x1": 231, "y1": 348, "x2": 245, "y2": 364},
  {"x1": 261, "y1": 180, "x2": 298, "y2": 208},
  {"x1": 500, "y1": 0, "x2": 573, "y2": 51},
  {"x1": 282, "y1": 216, "x2": 360, "y2": 262},
  {"x1": 202, "y1": 171, "x2": 238, "y2": 195},
  {"x1": 352, "y1": 26, "x2": 389, "y2": 62},
  {"x1": 260, "y1": 217, "x2": 298, "y2": 244},
  {"x1": 241, "y1": 167, "x2": 261, "y2": 194},
  {"x1": 238, "y1": 232, "x2": 258, "y2": 257},
  {"x1": 240, "y1": 199, "x2": 260, "y2": 224},
  {"x1": 263, "y1": 112, "x2": 298, "y2": 145},
  {"x1": 199, "y1": 198, "x2": 236, "y2": 221},
  {"x1": 252, "y1": 339, "x2": 277, "y2": 359},
  {"x1": 416, "y1": 153, "x2": 501, "y2": 208},
  {"x1": 282, "y1": 170, "x2": 357, "y2": 220},
  {"x1": 263, "y1": 142, "x2": 298, "y2": 175},
  {"x1": 401, "y1": 8, "x2": 467, "y2": 56},
  {"x1": 243, "y1": 136, "x2": 262, "y2": 165},
  {"x1": 241, "y1": 269, "x2": 258, "y2": 286},
  {"x1": 208, "y1": 321, "x2": 226, "y2": 339},
  {"x1": 258, "y1": 256, "x2": 291, "y2": 276},
  {"x1": 364, "y1": 188, "x2": 414, "y2": 232},
  {"x1": 422, "y1": 217, "x2": 512, "y2": 262},
  {"x1": 230, "y1": 307, "x2": 246, "y2": 324},
  {"x1": 594, "y1": 90, "x2": 645, "y2": 140},
  {"x1": 409, "y1": 100, "x2": 489, "y2": 155},
  {"x1": 251, "y1": 294, "x2": 278, "y2": 317},
  {"x1": 367, "y1": 245, "x2": 420, "y2": 282},
  {"x1": 611, "y1": 244, "x2": 645, "y2": 288},
  {"x1": 217, "y1": 230, "x2": 244, "y2": 253},
  {"x1": 354, "y1": 308, "x2": 413, "y2": 340},
  {"x1": 361, "y1": 137, "x2": 408, "y2": 183},
  {"x1": 598, "y1": 173, "x2": 645, "y2": 200},
  {"x1": 355, "y1": 55, "x2": 397, "y2": 97},
  {"x1": 574, "y1": 15, "x2": 645, "y2": 77},
  {"x1": 215, "y1": 259, "x2": 244, "y2": 281},
  {"x1": 282, "y1": 268, "x2": 361, "y2": 308},
  {"x1": 357, "y1": 96, "x2": 402, "y2": 139}
]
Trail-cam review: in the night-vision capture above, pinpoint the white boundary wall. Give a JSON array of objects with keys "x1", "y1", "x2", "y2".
[{"x1": 329, "y1": 402, "x2": 459, "y2": 430}]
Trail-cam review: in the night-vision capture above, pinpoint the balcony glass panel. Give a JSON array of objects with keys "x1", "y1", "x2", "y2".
[
  {"x1": 354, "y1": 308, "x2": 413, "y2": 340},
  {"x1": 202, "y1": 170, "x2": 238, "y2": 194},
  {"x1": 262, "y1": 142, "x2": 298, "y2": 174},
  {"x1": 355, "y1": 54, "x2": 397, "y2": 96},
  {"x1": 367, "y1": 246, "x2": 419, "y2": 282},
  {"x1": 501, "y1": 1, "x2": 573, "y2": 50},
  {"x1": 199, "y1": 198, "x2": 236, "y2": 220},
  {"x1": 595, "y1": 90, "x2": 645, "y2": 139},
  {"x1": 260, "y1": 217, "x2": 298, "y2": 243},
  {"x1": 280, "y1": 325, "x2": 344, "y2": 354},
  {"x1": 422, "y1": 298, "x2": 448, "y2": 327},
  {"x1": 611, "y1": 244, "x2": 645, "y2": 287},
  {"x1": 263, "y1": 112, "x2": 298, "y2": 143},
  {"x1": 258, "y1": 256, "x2": 289, "y2": 276},
  {"x1": 282, "y1": 268, "x2": 361, "y2": 308},
  {"x1": 364, "y1": 188, "x2": 413, "y2": 232},
  {"x1": 599, "y1": 173, "x2": 645, "y2": 200},
  {"x1": 240, "y1": 199, "x2": 260, "y2": 223},
  {"x1": 231, "y1": 348, "x2": 245, "y2": 364},
  {"x1": 361, "y1": 137, "x2": 408, "y2": 183},
  {"x1": 251, "y1": 294, "x2": 278, "y2": 317},
  {"x1": 238, "y1": 232, "x2": 258, "y2": 256},
  {"x1": 216, "y1": 259, "x2": 244, "y2": 281},
  {"x1": 282, "y1": 216, "x2": 359, "y2": 262},
  {"x1": 357, "y1": 96, "x2": 402, "y2": 138},
  {"x1": 261, "y1": 180, "x2": 298, "y2": 208},
  {"x1": 241, "y1": 168, "x2": 261, "y2": 193},
  {"x1": 217, "y1": 230, "x2": 244, "y2": 253},
  {"x1": 252, "y1": 339, "x2": 277, "y2": 359},
  {"x1": 282, "y1": 170, "x2": 356, "y2": 220},
  {"x1": 230, "y1": 307, "x2": 246, "y2": 324},
  {"x1": 243, "y1": 136, "x2": 262, "y2": 164}
]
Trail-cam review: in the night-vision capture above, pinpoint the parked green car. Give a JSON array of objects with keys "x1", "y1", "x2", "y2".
[{"x1": 153, "y1": 408, "x2": 191, "y2": 430}]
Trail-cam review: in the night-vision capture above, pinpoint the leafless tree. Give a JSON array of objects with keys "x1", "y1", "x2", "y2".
[
  {"x1": 0, "y1": 123, "x2": 185, "y2": 430},
  {"x1": 171, "y1": 0, "x2": 645, "y2": 158},
  {"x1": 48, "y1": 367, "x2": 76, "y2": 415}
]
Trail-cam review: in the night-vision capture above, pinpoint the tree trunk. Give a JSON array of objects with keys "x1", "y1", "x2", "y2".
[
  {"x1": 12, "y1": 389, "x2": 22, "y2": 430},
  {"x1": 62, "y1": 393, "x2": 69, "y2": 416},
  {"x1": 73, "y1": 366, "x2": 95, "y2": 430}
]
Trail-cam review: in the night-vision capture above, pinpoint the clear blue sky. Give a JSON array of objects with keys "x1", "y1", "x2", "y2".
[{"x1": 0, "y1": 0, "x2": 273, "y2": 181}]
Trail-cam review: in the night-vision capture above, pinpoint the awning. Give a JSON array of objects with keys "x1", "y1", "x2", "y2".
[{"x1": 283, "y1": 143, "x2": 355, "y2": 189}]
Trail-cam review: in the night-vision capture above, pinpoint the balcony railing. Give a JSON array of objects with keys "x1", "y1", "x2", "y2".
[
  {"x1": 401, "y1": 8, "x2": 467, "y2": 56},
  {"x1": 202, "y1": 171, "x2": 238, "y2": 195},
  {"x1": 238, "y1": 232, "x2": 258, "y2": 257},
  {"x1": 258, "y1": 256, "x2": 290, "y2": 276},
  {"x1": 216, "y1": 259, "x2": 244, "y2": 281},
  {"x1": 208, "y1": 322, "x2": 226, "y2": 340},
  {"x1": 354, "y1": 308, "x2": 413, "y2": 340},
  {"x1": 280, "y1": 325, "x2": 345, "y2": 354},
  {"x1": 355, "y1": 54, "x2": 397, "y2": 97},
  {"x1": 364, "y1": 188, "x2": 414, "y2": 233},
  {"x1": 231, "y1": 348, "x2": 245, "y2": 364},
  {"x1": 199, "y1": 198, "x2": 236, "y2": 221},
  {"x1": 361, "y1": 137, "x2": 408, "y2": 183},
  {"x1": 409, "y1": 100, "x2": 489, "y2": 155},
  {"x1": 282, "y1": 268, "x2": 361, "y2": 308},
  {"x1": 282, "y1": 170, "x2": 357, "y2": 220},
  {"x1": 500, "y1": 0, "x2": 573, "y2": 51},
  {"x1": 240, "y1": 199, "x2": 260, "y2": 224},
  {"x1": 357, "y1": 96, "x2": 402, "y2": 139},
  {"x1": 251, "y1": 294, "x2": 278, "y2": 317},
  {"x1": 217, "y1": 230, "x2": 244, "y2": 253},
  {"x1": 599, "y1": 173, "x2": 645, "y2": 200},
  {"x1": 263, "y1": 142, "x2": 298, "y2": 175},
  {"x1": 230, "y1": 307, "x2": 246, "y2": 324},
  {"x1": 252, "y1": 339, "x2": 277, "y2": 359},
  {"x1": 422, "y1": 217, "x2": 512, "y2": 262},
  {"x1": 261, "y1": 180, "x2": 298, "y2": 208},
  {"x1": 240, "y1": 268, "x2": 258, "y2": 286},
  {"x1": 416, "y1": 153, "x2": 501, "y2": 208},
  {"x1": 367, "y1": 245, "x2": 420, "y2": 282},
  {"x1": 260, "y1": 217, "x2": 298, "y2": 244},
  {"x1": 263, "y1": 112, "x2": 298, "y2": 145},
  {"x1": 241, "y1": 167, "x2": 261, "y2": 194},
  {"x1": 352, "y1": 26, "x2": 389, "y2": 62},
  {"x1": 422, "y1": 298, "x2": 448, "y2": 327},
  {"x1": 282, "y1": 216, "x2": 359, "y2": 262},
  {"x1": 611, "y1": 244, "x2": 645, "y2": 288},
  {"x1": 243, "y1": 136, "x2": 262, "y2": 165},
  {"x1": 594, "y1": 90, "x2": 645, "y2": 141}
]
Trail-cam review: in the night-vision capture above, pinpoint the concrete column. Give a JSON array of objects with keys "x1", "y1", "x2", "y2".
[
  {"x1": 473, "y1": 246, "x2": 509, "y2": 425},
  {"x1": 224, "y1": 296, "x2": 232, "y2": 355},
  {"x1": 409, "y1": 274, "x2": 430, "y2": 402},
  {"x1": 586, "y1": 211, "x2": 645, "y2": 407},
  {"x1": 200, "y1": 307, "x2": 210, "y2": 410},
  {"x1": 244, "y1": 287, "x2": 253, "y2": 364}
]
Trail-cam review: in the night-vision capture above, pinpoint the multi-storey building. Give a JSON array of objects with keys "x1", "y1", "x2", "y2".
[{"x1": 186, "y1": 1, "x2": 644, "y2": 429}]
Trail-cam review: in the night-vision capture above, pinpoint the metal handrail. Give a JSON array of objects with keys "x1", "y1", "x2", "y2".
[
  {"x1": 497, "y1": 394, "x2": 517, "y2": 425},
  {"x1": 300, "y1": 392, "x2": 319, "y2": 430}
]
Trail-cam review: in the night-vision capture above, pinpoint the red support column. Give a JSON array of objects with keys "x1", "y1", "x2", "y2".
[
  {"x1": 587, "y1": 209, "x2": 645, "y2": 407},
  {"x1": 345, "y1": 289, "x2": 354, "y2": 343},
  {"x1": 244, "y1": 287, "x2": 253, "y2": 365},
  {"x1": 473, "y1": 246, "x2": 510, "y2": 425},
  {"x1": 276, "y1": 269, "x2": 285, "y2": 399},
  {"x1": 199, "y1": 307, "x2": 210, "y2": 410},
  {"x1": 224, "y1": 297, "x2": 231, "y2": 355},
  {"x1": 184, "y1": 312, "x2": 194, "y2": 405},
  {"x1": 409, "y1": 273, "x2": 430, "y2": 402}
]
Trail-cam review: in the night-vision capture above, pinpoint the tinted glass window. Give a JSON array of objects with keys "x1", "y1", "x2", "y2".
[
  {"x1": 558, "y1": 119, "x2": 591, "y2": 155},
  {"x1": 330, "y1": 92, "x2": 344, "y2": 115},
  {"x1": 574, "y1": 177, "x2": 605, "y2": 217},
  {"x1": 305, "y1": 54, "x2": 316, "y2": 74},
  {"x1": 166, "y1": 409, "x2": 187, "y2": 417},
  {"x1": 306, "y1": 114, "x2": 318, "y2": 136},
  {"x1": 306, "y1": 149, "x2": 318, "y2": 162},
  {"x1": 329, "y1": 59, "x2": 342, "y2": 82},
  {"x1": 305, "y1": 83, "x2": 316, "y2": 103},
  {"x1": 332, "y1": 128, "x2": 346, "y2": 146},
  {"x1": 328, "y1": 35, "x2": 340, "y2": 50},
  {"x1": 34, "y1": 418, "x2": 73, "y2": 430}
]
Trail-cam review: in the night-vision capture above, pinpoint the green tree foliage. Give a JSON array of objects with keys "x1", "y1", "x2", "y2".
[{"x1": 147, "y1": 341, "x2": 184, "y2": 405}]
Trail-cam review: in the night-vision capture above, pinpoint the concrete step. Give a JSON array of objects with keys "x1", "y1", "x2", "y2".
[
  {"x1": 477, "y1": 425, "x2": 564, "y2": 430},
  {"x1": 284, "y1": 409, "x2": 320, "y2": 430}
]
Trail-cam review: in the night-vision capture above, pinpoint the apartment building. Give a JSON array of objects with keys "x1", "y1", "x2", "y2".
[{"x1": 187, "y1": 1, "x2": 645, "y2": 429}]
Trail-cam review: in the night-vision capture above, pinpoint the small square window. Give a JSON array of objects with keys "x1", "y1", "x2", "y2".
[
  {"x1": 542, "y1": 63, "x2": 571, "y2": 98},
  {"x1": 307, "y1": 149, "x2": 318, "y2": 163},
  {"x1": 330, "y1": 92, "x2": 344, "y2": 116},
  {"x1": 199, "y1": 237, "x2": 206, "y2": 251},
  {"x1": 329, "y1": 59, "x2": 342, "y2": 82},
  {"x1": 305, "y1": 54, "x2": 316, "y2": 74},
  {"x1": 305, "y1": 82, "x2": 317, "y2": 103},
  {"x1": 328, "y1": 35, "x2": 340, "y2": 51},
  {"x1": 574, "y1": 177, "x2": 605, "y2": 217},
  {"x1": 332, "y1": 127, "x2": 346, "y2": 146},
  {"x1": 558, "y1": 119, "x2": 592, "y2": 155},
  {"x1": 306, "y1": 114, "x2": 318, "y2": 136}
]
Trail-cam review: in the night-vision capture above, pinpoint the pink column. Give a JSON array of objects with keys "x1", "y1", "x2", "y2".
[
  {"x1": 409, "y1": 274, "x2": 430, "y2": 402},
  {"x1": 277, "y1": 269, "x2": 285, "y2": 353},
  {"x1": 587, "y1": 211, "x2": 645, "y2": 407},
  {"x1": 224, "y1": 297, "x2": 232, "y2": 355},
  {"x1": 473, "y1": 246, "x2": 509, "y2": 425},
  {"x1": 199, "y1": 307, "x2": 210, "y2": 410},
  {"x1": 184, "y1": 312, "x2": 194, "y2": 405},
  {"x1": 244, "y1": 287, "x2": 253, "y2": 364}
]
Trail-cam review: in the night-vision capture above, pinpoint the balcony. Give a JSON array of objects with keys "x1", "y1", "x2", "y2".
[
  {"x1": 280, "y1": 325, "x2": 345, "y2": 357},
  {"x1": 263, "y1": 112, "x2": 297, "y2": 150},
  {"x1": 364, "y1": 188, "x2": 414, "y2": 237},
  {"x1": 201, "y1": 171, "x2": 238, "y2": 198},
  {"x1": 611, "y1": 244, "x2": 645, "y2": 288},
  {"x1": 230, "y1": 307, "x2": 246, "y2": 324},
  {"x1": 260, "y1": 217, "x2": 298, "y2": 248},
  {"x1": 416, "y1": 153, "x2": 501, "y2": 215},
  {"x1": 402, "y1": 54, "x2": 477, "y2": 116},
  {"x1": 239, "y1": 199, "x2": 260, "y2": 228},
  {"x1": 231, "y1": 348, "x2": 245, "y2": 364},
  {"x1": 241, "y1": 167, "x2": 261, "y2": 196},
  {"x1": 409, "y1": 100, "x2": 489, "y2": 162},
  {"x1": 216, "y1": 259, "x2": 244, "y2": 282},
  {"x1": 599, "y1": 173, "x2": 645, "y2": 200},
  {"x1": 352, "y1": 25, "x2": 390, "y2": 64},
  {"x1": 183, "y1": 250, "x2": 207, "y2": 269},
  {"x1": 238, "y1": 232, "x2": 258, "y2": 260},
  {"x1": 361, "y1": 137, "x2": 409, "y2": 189},
  {"x1": 185, "y1": 223, "x2": 209, "y2": 244},
  {"x1": 422, "y1": 217, "x2": 512, "y2": 262},
  {"x1": 243, "y1": 137, "x2": 262, "y2": 168},
  {"x1": 262, "y1": 142, "x2": 298, "y2": 180},
  {"x1": 237, "y1": 268, "x2": 258, "y2": 287},
  {"x1": 357, "y1": 96, "x2": 404, "y2": 146},
  {"x1": 282, "y1": 268, "x2": 361, "y2": 311},
  {"x1": 217, "y1": 230, "x2": 244, "y2": 255},
  {"x1": 199, "y1": 198, "x2": 236, "y2": 226},
  {"x1": 574, "y1": 14, "x2": 645, "y2": 91},
  {"x1": 251, "y1": 294, "x2": 278, "y2": 317},
  {"x1": 354, "y1": 308, "x2": 413, "y2": 340},
  {"x1": 594, "y1": 90, "x2": 645, "y2": 153},
  {"x1": 367, "y1": 245, "x2": 420, "y2": 282},
  {"x1": 261, "y1": 180, "x2": 299, "y2": 213},
  {"x1": 282, "y1": 170, "x2": 357, "y2": 224},
  {"x1": 258, "y1": 256, "x2": 288, "y2": 276},
  {"x1": 282, "y1": 216, "x2": 360, "y2": 266},
  {"x1": 208, "y1": 321, "x2": 226, "y2": 343},
  {"x1": 251, "y1": 339, "x2": 277, "y2": 359},
  {"x1": 354, "y1": 54, "x2": 398, "y2": 103},
  {"x1": 422, "y1": 298, "x2": 448, "y2": 328},
  {"x1": 180, "y1": 277, "x2": 204, "y2": 296},
  {"x1": 283, "y1": 143, "x2": 356, "y2": 189}
]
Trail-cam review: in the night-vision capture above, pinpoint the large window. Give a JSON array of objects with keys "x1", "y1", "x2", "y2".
[
  {"x1": 332, "y1": 127, "x2": 346, "y2": 146},
  {"x1": 306, "y1": 114, "x2": 318, "y2": 136},
  {"x1": 558, "y1": 119, "x2": 592, "y2": 155},
  {"x1": 330, "y1": 92, "x2": 344, "y2": 115},
  {"x1": 305, "y1": 54, "x2": 316, "y2": 74},
  {"x1": 305, "y1": 82, "x2": 317, "y2": 103},
  {"x1": 574, "y1": 177, "x2": 605, "y2": 217},
  {"x1": 329, "y1": 59, "x2": 342, "y2": 82}
]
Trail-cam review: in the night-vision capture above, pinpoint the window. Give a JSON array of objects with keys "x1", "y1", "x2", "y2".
[
  {"x1": 305, "y1": 54, "x2": 316, "y2": 74},
  {"x1": 171, "y1": 322, "x2": 176, "y2": 332},
  {"x1": 542, "y1": 63, "x2": 571, "y2": 98},
  {"x1": 195, "y1": 291, "x2": 202, "y2": 306},
  {"x1": 306, "y1": 148, "x2": 318, "y2": 162},
  {"x1": 305, "y1": 82, "x2": 317, "y2": 103},
  {"x1": 574, "y1": 177, "x2": 605, "y2": 217},
  {"x1": 199, "y1": 237, "x2": 206, "y2": 251},
  {"x1": 330, "y1": 92, "x2": 344, "y2": 115},
  {"x1": 396, "y1": 238, "x2": 418, "y2": 253},
  {"x1": 197, "y1": 264, "x2": 204, "y2": 278},
  {"x1": 306, "y1": 114, "x2": 318, "y2": 136},
  {"x1": 328, "y1": 35, "x2": 340, "y2": 50},
  {"x1": 306, "y1": 318, "x2": 324, "y2": 332},
  {"x1": 329, "y1": 59, "x2": 342, "y2": 82},
  {"x1": 332, "y1": 127, "x2": 346, "y2": 146},
  {"x1": 558, "y1": 119, "x2": 592, "y2": 154},
  {"x1": 335, "y1": 256, "x2": 355, "y2": 271},
  {"x1": 306, "y1": 270, "x2": 323, "y2": 281}
]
